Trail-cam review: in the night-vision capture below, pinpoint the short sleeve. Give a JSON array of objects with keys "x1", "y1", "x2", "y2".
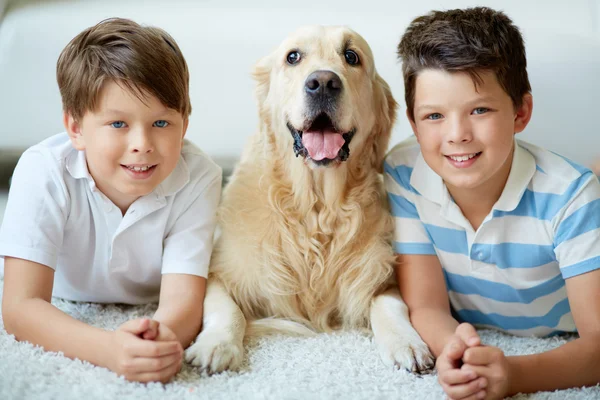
[
  {"x1": 553, "y1": 174, "x2": 600, "y2": 279},
  {"x1": 384, "y1": 160, "x2": 435, "y2": 256},
  {"x1": 161, "y1": 169, "x2": 222, "y2": 277},
  {"x1": 0, "y1": 149, "x2": 69, "y2": 268}
]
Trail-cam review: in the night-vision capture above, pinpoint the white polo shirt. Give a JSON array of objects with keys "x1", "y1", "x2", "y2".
[
  {"x1": 384, "y1": 137, "x2": 600, "y2": 337},
  {"x1": 0, "y1": 133, "x2": 222, "y2": 304}
]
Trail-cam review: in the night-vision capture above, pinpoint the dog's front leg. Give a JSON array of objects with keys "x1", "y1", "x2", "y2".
[
  {"x1": 185, "y1": 278, "x2": 246, "y2": 373},
  {"x1": 370, "y1": 286, "x2": 434, "y2": 374}
]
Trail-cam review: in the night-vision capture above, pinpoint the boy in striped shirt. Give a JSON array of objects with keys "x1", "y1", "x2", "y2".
[{"x1": 386, "y1": 7, "x2": 600, "y2": 399}]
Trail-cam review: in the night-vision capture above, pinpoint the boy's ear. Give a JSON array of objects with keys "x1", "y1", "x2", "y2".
[
  {"x1": 407, "y1": 108, "x2": 420, "y2": 141},
  {"x1": 514, "y1": 93, "x2": 533, "y2": 134},
  {"x1": 63, "y1": 112, "x2": 85, "y2": 150},
  {"x1": 182, "y1": 118, "x2": 189, "y2": 140}
]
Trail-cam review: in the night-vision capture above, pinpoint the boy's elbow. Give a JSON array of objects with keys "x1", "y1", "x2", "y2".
[
  {"x1": 2, "y1": 300, "x2": 20, "y2": 337},
  {"x1": 2, "y1": 296, "x2": 38, "y2": 339},
  {"x1": 3, "y1": 322, "x2": 18, "y2": 338}
]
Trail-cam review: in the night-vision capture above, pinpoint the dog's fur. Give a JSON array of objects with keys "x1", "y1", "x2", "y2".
[{"x1": 185, "y1": 26, "x2": 433, "y2": 373}]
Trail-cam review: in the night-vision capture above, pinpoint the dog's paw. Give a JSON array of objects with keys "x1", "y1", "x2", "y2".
[
  {"x1": 376, "y1": 333, "x2": 435, "y2": 375},
  {"x1": 185, "y1": 330, "x2": 244, "y2": 374}
]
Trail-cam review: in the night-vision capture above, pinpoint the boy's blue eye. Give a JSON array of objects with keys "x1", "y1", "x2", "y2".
[
  {"x1": 473, "y1": 107, "x2": 489, "y2": 115},
  {"x1": 153, "y1": 120, "x2": 169, "y2": 128},
  {"x1": 427, "y1": 113, "x2": 443, "y2": 120},
  {"x1": 110, "y1": 121, "x2": 126, "y2": 128}
]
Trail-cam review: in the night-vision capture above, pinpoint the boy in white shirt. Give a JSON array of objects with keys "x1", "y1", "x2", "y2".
[
  {"x1": 386, "y1": 7, "x2": 600, "y2": 399},
  {"x1": 0, "y1": 18, "x2": 221, "y2": 383}
]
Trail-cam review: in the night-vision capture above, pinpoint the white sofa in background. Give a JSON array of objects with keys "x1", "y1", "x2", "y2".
[{"x1": 1, "y1": 0, "x2": 599, "y2": 171}]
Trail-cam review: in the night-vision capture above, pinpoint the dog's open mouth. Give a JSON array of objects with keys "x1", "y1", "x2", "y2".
[{"x1": 287, "y1": 113, "x2": 355, "y2": 166}]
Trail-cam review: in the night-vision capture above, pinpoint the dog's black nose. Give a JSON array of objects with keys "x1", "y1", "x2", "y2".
[{"x1": 304, "y1": 70, "x2": 342, "y2": 98}]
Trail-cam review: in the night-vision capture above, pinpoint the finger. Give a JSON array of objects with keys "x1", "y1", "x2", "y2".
[
  {"x1": 443, "y1": 376, "x2": 487, "y2": 400},
  {"x1": 128, "y1": 357, "x2": 182, "y2": 384},
  {"x1": 459, "y1": 364, "x2": 492, "y2": 380},
  {"x1": 445, "y1": 336, "x2": 468, "y2": 362},
  {"x1": 142, "y1": 330, "x2": 155, "y2": 340},
  {"x1": 440, "y1": 367, "x2": 477, "y2": 385},
  {"x1": 119, "y1": 318, "x2": 151, "y2": 335},
  {"x1": 141, "y1": 320, "x2": 160, "y2": 340},
  {"x1": 455, "y1": 323, "x2": 481, "y2": 347},
  {"x1": 437, "y1": 339, "x2": 466, "y2": 374},
  {"x1": 129, "y1": 338, "x2": 182, "y2": 358},
  {"x1": 128, "y1": 351, "x2": 183, "y2": 373},
  {"x1": 155, "y1": 323, "x2": 178, "y2": 342},
  {"x1": 463, "y1": 347, "x2": 495, "y2": 366}
]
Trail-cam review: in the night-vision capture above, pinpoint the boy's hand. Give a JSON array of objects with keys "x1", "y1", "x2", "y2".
[
  {"x1": 141, "y1": 320, "x2": 183, "y2": 373},
  {"x1": 107, "y1": 318, "x2": 183, "y2": 383},
  {"x1": 139, "y1": 318, "x2": 159, "y2": 340},
  {"x1": 437, "y1": 323, "x2": 487, "y2": 400},
  {"x1": 142, "y1": 320, "x2": 179, "y2": 343},
  {"x1": 462, "y1": 346, "x2": 510, "y2": 400}
]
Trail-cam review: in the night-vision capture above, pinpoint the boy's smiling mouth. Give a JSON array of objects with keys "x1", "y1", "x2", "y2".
[
  {"x1": 120, "y1": 163, "x2": 158, "y2": 178},
  {"x1": 445, "y1": 152, "x2": 482, "y2": 167},
  {"x1": 122, "y1": 164, "x2": 156, "y2": 172}
]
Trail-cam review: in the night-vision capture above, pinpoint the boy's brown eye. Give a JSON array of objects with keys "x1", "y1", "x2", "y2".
[
  {"x1": 344, "y1": 50, "x2": 360, "y2": 66},
  {"x1": 286, "y1": 51, "x2": 301, "y2": 65}
]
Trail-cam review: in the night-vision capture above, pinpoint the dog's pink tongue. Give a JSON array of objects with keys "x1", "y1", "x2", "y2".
[{"x1": 302, "y1": 131, "x2": 345, "y2": 161}]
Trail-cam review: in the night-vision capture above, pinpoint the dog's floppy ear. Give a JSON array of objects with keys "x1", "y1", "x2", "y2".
[
  {"x1": 370, "y1": 74, "x2": 397, "y2": 173},
  {"x1": 252, "y1": 54, "x2": 274, "y2": 109}
]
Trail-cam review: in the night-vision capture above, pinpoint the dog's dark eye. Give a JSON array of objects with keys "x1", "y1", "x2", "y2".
[
  {"x1": 344, "y1": 50, "x2": 360, "y2": 66},
  {"x1": 286, "y1": 51, "x2": 301, "y2": 65}
]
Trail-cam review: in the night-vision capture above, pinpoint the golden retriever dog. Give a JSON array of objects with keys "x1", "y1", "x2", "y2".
[{"x1": 185, "y1": 25, "x2": 433, "y2": 373}]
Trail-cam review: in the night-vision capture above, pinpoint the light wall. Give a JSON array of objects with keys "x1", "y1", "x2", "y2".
[{"x1": 0, "y1": 0, "x2": 599, "y2": 165}]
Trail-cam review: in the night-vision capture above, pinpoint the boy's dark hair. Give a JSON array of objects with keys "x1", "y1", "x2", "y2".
[
  {"x1": 397, "y1": 7, "x2": 531, "y2": 121},
  {"x1": 57, "y1": 18, "x2": 191, "y2": 121}
]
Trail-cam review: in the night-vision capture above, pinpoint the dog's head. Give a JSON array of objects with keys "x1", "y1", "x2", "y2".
[{"x1": 254, "y1": 25, "x2": 396, "y2": 171}]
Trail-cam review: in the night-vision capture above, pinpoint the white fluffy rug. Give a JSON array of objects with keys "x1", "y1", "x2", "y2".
[{"x1": 0, "y1": 279, "x2": 598, "y2": 400}]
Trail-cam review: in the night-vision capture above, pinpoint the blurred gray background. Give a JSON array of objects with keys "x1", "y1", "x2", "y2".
[{"x1": 1, "y1": 0, "x2": 599, "y2": 213}]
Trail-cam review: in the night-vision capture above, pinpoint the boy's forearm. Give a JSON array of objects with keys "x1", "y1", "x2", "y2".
[
  {"x1": 3, "y1": 298, "x2": 113, "y2": 368},
  {"x1": 507, "y1": 335, "x2": 600, "y2": 395},
  {"x1": 153, "y1": 301, "x2": 203, "y2": 348},
  {"x1": 409, "y1": 308, "x2": 459, "y2": 357}
]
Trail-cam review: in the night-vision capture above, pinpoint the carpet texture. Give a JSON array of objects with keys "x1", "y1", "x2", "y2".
[{"x1": 1, "y1": 279, "x2": 599, "y2": 400}]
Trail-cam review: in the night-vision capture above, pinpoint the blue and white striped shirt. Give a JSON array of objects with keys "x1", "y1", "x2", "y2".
[{"x1": 384, "y1": 137, "x2": 600, "y2": 337}]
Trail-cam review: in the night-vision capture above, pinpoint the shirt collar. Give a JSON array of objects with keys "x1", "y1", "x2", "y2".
[
  {"x1": 65, "y1": 149, "x2": 96, "y2": 189},
  {"x1": 409, "y1": 139, "x2": 536, "y2": 212},
  {"x1": 410, "y1": 151, "x2": 445, "y2": 205},
  {"x1": 493, "y1": 139, "x2": 536, "y2": 212},
  {"x1": 65, "y1": 149, "x2": 190, "y2": 198},
  {"x1": 156, "y1": 156, "x2": 190, "y2": 197}
]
